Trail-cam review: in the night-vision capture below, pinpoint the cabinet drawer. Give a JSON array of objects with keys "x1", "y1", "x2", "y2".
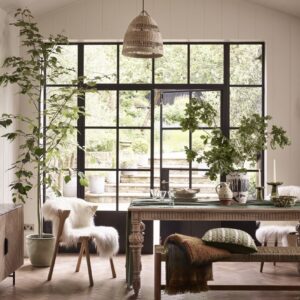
[
  {"x1": 0, "y1": 216, "x2": 5, "y2": 281},
  {"x1": 4, "y1": 206, "x2": 24, "y2": 278}
]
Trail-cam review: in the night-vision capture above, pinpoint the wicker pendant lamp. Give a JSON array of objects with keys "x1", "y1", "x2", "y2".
[{"x1": 122, "y1": 0, "x2": 163, "y2": 58}]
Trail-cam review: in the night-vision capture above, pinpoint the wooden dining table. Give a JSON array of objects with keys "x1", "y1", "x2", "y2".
[{"x1": 127, "y1": 200, "x2": 300, "y2": 296}]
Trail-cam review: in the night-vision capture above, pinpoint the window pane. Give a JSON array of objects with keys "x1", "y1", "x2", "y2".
[
  {"x1": 86, "y1": 91, "x2": 116, "y2": 126},
  {"x1": 162, "y1": 92, "x2": 189, "y2": 127},
  {"x1": 155, "y1": 45, "x2": 188, "y2": 83},
  {"x1": 169, "y1": 170, "x2": 190, "y2": 189},
  {"x1": 48, "y1": 45, "x2": 77, "y2": 84},
  {"x1": 46, "y1": 87, "x2": 78, "y2": 127},
  {"x1": 163, "y1": 130, "x2": 189, "y2": 168},
  {"x1": 47, "y1": 131, "x2": 77, "y2": 196},
  {"x1": 119, "y1": 171, "x2": 150, "y2": 211},
  {"x1": 230, "y1": 87, "x2": 262, "y2": 127},
  {"x1": 85, "y1": 171, "x2": 116, "y2": 211},
  {"x1": 192, "y1": 130, "x2": 212, "y2": 169},
  {"x1": 84, "y1": 45, "x2": 117, "y2": 83},
  {"x1": 191, "y1": 91, "x2": 221, "y2": 126},
  {"x1": 192, "y1": 171, "x2": 219, "y2": 200},
  {"x1": 120, "y1": 46, "x2": 152, "y2": 83},
  {"x1": 120, "y1": 91, "x2": 151, "y2": 127},
  {"x1": 230, "y1": 44, "x2": 262, "y2": 85},
  {"x1": 119, "y1": 129, "x2": 151, "y2": 168},
  {"x1": 190, "y1": 44, "x2": 223, "y2": 83},
  {"x1": 85, "y1": 129, "x2": 116, "y2": 168}
]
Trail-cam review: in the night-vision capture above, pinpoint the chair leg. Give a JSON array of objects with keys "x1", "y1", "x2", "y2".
[
  {"x1": 76, "y1": 242, "x2": 85, "y2": 272},
  {"x1": 110, "y1": 258, "x2": 116, "y2": 278},
  {"x1": 48, "y1": 238, "x2": 60, "y2": 281},
  {"x1": 274, "y1": 236, "x2": 278, "y2": 266},
  {"x1": 83, "y1": 238, "x2": 94, "y2": 287},
  {"x1": 260, "y1": 240, "x2": 268, "y2": 273}
]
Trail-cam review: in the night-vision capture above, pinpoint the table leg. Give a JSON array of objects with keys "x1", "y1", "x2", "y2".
[
  {"x1": 129, "y1": 214, "x2": 145, "y2": 296},
  {"x1": 296, "y1": 223, "x2": 300, "y2": 274}
]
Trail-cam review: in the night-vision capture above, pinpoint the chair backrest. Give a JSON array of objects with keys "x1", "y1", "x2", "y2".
[{"x1": 43, "y1": 197, "x2": 98, "y2": 240}]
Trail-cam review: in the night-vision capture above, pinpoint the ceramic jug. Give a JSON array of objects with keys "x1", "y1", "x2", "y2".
[{"x1": 215, "y1": 182, "x2": 233, "y2": 200}]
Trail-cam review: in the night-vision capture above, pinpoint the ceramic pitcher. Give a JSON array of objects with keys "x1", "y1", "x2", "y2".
[{"x1": 215, "y1": 182, "x2": 233, "y2": 200}]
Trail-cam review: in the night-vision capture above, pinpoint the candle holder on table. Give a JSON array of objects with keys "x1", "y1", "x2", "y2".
[
  {"x1": 255, "y1": 186, "x2": 264, "y2": 201},
  {"x1": 267, "y1": 182, "x2": 283, "y2": 199}
]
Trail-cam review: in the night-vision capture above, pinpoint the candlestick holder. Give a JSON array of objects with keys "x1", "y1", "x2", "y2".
[
  {"x1": 267, "y1": 182, "x2": 283, "y2": 199},
  {"x1": 255, "y1": 186, "x2": 264, "y2": 201}
]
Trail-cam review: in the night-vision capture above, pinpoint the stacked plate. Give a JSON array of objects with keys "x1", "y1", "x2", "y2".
[{"x1": 173, "y1": 188, "x2": 200, "y2": 202}]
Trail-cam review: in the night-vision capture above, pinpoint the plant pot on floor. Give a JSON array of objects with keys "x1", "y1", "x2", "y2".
[
  {"x1": 26, "y1": 233, "x2": 55, "y2": 267},
  {"x1": 226, "y1": 172, "x2": 249, "y2": 204}
]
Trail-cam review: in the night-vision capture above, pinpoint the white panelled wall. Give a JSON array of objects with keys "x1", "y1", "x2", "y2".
[
  {"x1": 0, "y1": 8, "x2": 20, "y2": 204},
  {"x1": 36, "y1": 0, "x2": 300, "y2": 186}
]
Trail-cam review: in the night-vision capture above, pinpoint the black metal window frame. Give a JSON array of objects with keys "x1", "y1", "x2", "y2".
[{"x1": 45, "y1": 41, "x2": 265, "y2": 211}]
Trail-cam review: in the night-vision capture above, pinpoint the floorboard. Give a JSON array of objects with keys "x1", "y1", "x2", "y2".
[{"x1": 0, "y1": 254, "x2": 300, "y2": 299}]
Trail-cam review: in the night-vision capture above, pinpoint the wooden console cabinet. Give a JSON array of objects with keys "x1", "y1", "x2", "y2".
[{"x1": 0, "y1": 204, "x2": 24, "y2": 284}]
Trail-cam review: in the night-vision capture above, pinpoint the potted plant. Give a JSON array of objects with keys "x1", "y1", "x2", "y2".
[
  {"x1": 0, "y1": 9, "x2": 93, "y2": 266},
  {"x1": 180, "y1": 98, "x2": 291, "y2": 203}
]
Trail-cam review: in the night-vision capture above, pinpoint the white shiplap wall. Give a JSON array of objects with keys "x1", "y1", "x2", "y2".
[
  {"x1": 0, "y1": 8, "x2": 20, "y2": 204},
  {"x1": 34, "y1": 0, "x2": 300, "y2": 185}
]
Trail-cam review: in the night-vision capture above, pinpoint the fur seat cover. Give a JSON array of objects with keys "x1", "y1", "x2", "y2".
[
  {"x1": 43, "y1": 197, "x2": 119, "y2": 257},
  {"x1": 256, "y1": 186, "x2": 300, "y2": 246}
]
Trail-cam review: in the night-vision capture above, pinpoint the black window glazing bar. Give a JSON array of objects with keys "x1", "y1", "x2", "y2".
[
  {"x1": 44, "y1": 41, "x2": 265, "y2": 210},
  {"x1": 77, "y1": 44, "x2": 85, "y2": 199}
]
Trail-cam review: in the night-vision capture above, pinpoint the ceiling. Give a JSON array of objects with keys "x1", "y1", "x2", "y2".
[
  {"x1": 248, "y1": 0, "x2": 300, "y2": 18},
  {"x1": 0, "y1": 0, "x2": 300, "y2": 18}
]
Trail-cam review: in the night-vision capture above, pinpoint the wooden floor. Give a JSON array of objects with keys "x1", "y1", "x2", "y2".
[{"x1": 0, "y1": 254, "x2": 300, "y2": 300}]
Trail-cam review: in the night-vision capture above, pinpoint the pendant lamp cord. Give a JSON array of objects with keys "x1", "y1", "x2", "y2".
[{"x1": 142, "y1": 0, "x2": 145, "y2": 12}]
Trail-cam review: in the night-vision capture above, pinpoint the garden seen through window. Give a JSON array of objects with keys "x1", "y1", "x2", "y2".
[{"x1": 45, "y1": 42, "x2": 264, "y2": 211}]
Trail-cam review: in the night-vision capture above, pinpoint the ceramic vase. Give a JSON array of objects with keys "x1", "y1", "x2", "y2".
[{"x1": 226, "y1": 172, "x2": 249, "y2": 204}]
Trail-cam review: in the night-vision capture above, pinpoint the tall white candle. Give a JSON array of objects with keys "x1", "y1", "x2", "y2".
[
  {"x1": 258, "y1": 169, "x2": 261, "y2": 186},
  {"x1": 273, "y1": 159, "x2": 277, "y2": 182}
]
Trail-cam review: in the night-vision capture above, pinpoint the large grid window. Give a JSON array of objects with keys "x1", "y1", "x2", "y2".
[{"x1": 45, "y1": 42, "x2": 265, "y2": 211}]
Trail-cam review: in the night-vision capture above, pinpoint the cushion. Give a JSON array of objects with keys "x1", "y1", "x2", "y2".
[{"x1": 202, "y1": 228, "x2": 257, "y2": 254}]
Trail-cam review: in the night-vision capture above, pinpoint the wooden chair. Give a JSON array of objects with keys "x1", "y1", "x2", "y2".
[{"x1": 44, "y1": 198, "x2": 118, "y2": 286}]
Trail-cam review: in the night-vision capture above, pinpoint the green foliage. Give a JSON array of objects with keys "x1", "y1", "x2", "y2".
[
  {"x1": 132, "y1": 138, "x2": 149, "y2": 154},
  {"x1": 180, "y1": 98, "x2": 291, "y2": 181},
  {"x1": 0, "y1": 9, "x2": 95, "y2": 235}
]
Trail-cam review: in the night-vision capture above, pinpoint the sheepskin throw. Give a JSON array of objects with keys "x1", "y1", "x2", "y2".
[
  {"x1": 43, "y1": 197, "x2": 119, "y2": 257},
  {"x1": 256, "y1": 226, "x2": 296, "y2": 247}
]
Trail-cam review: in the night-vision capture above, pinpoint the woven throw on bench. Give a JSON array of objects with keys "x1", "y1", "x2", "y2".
[{"x1": 164, "y1": 233, "x2": 231, "y2": 294}]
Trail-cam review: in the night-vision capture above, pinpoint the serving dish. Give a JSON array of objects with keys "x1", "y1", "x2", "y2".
[{"x1": 272, "y1": 195, "x2": 297, "y2": 207}]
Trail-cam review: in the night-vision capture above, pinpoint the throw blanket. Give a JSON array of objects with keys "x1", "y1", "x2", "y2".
[{"x1": 164, "y1": 233, "x2": 231, "y2": 294}]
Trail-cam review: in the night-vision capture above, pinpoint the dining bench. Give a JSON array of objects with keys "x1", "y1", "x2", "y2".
[{"x1": 154, "y1": 244, "x2": 300, "y2": 300}]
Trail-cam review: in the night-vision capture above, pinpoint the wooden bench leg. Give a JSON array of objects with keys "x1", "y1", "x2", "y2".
[
  {"x1": 154, "y1": 247, "x2": 162, "y2": 300},
  {"x1": 76, "y1": 242, "x2": 85, "y2": 272},
  {"x1": 110, "y1": 258, "x2": 116, "y2": 278},
  {"x1": 260, "y1": 240, "x2": 268, "y2": 273}
]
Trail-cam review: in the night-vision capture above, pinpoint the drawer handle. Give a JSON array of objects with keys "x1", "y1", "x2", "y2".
[{"x1": 4, "y1": 238, "x2": 8, "y2": 255}]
